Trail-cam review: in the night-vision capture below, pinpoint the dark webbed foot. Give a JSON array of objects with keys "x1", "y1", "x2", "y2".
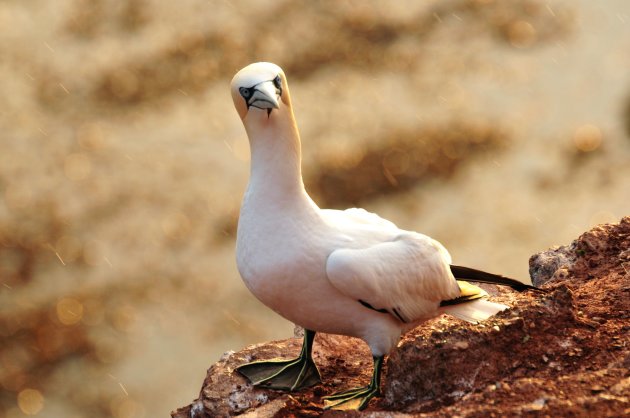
[
  {"x1": 323, "y1": 355, "x2": 384, "y2": 411},
  {"x1": 323, "y1": 384, "x2": 380, "y2": 410},
  {"x1": 236, "y1": 329, "x2": 321, "y2": 391},
  {"x1": 236, "y1": 355, "x2": 321, "y2": 390}
]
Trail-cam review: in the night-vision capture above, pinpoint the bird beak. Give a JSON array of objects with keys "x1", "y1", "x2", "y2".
[{"x1": 250, "y1": 80, "x2": 280, "y2": 110}]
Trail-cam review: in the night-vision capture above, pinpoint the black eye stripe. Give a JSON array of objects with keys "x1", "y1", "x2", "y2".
[
  {"x1": 239, "y1": 75, "x2": 283, "y2": 112},
  {"x1": 240, "y1": 75, "x2": 282, "y2": 98}
]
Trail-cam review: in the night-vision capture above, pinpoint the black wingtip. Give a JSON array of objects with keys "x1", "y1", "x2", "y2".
[{"x1": 450, "y1": 265, "x2": 545, "y2": 292}]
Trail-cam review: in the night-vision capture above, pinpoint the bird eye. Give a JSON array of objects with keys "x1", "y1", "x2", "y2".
[
  {"x1": 239, "y1": 87, "x2": 251, "y2": 98},
  {"x1": 273, "y1": 75, "x2": 282, "y2": 89}
]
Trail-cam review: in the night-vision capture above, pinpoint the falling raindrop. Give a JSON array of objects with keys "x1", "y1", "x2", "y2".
[
  {"x1": 507, "y1": 20, "x2": 537, "y2": 48},
  {"x1": 112, "y1": 397, "x2": 146, "y2": 418},
  {"x1": 55, "y1": 235, "x2": 83, "y2": 263},
  {"x1": 56, "y1": 297, "x2": 84, "y2": 326}
]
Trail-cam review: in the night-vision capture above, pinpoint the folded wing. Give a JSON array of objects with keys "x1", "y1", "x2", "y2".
[{"x1": 326, "y1": 232, "x2": 461, "y2": 322}]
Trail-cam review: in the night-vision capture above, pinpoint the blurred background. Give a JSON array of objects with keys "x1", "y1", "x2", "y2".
[{"x1": 1, "y1": 0, "x2": 629, "y2": 417}]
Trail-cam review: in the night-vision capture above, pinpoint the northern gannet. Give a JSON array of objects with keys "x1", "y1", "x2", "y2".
[{"x1": 230, "y1": 62, "x2": 538, "y2": 411}]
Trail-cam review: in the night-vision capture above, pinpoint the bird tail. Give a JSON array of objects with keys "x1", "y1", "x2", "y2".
[
  {"x1": 449, "y1": 265, "x2": 541, "y2": 292},
  {"x1": 439, "y1": 280, "x2": 508, "y2": 323},
  {"x1": 438, "y1": 265, "x2": 542, "y2": 323},
  {"x1": 440, "y1": 298, "x2": 508, "y2": 323}
]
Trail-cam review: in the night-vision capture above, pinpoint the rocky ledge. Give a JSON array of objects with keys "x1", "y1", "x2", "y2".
[{"x1": 172, "y1": 218, "x2": 629, "y2": 417}]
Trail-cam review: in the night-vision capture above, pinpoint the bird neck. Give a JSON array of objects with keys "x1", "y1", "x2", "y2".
[{"x1": 244, "y1": 107, "x2": 310, "y2": 208}]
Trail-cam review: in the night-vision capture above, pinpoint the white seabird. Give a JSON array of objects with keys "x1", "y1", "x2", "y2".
[{"x1": 230, "y1": 62, "x2": 538, "y2": 410}]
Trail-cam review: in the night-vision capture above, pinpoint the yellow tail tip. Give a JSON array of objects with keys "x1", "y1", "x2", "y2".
[{"x1": 456, "y1": 280, "x2": 488, "y2": 298}]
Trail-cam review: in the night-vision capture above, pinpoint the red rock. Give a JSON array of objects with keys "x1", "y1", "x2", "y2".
[{"x1": 173, "y1": 218, "x2": 630, "y2": 417}]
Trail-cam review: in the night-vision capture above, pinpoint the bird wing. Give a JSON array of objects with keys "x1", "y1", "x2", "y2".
[{"x1": 326, "y1": 232, "x2": 461, "y2": 322}]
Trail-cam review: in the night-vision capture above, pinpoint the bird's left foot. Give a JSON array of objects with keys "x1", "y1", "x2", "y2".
[
  {"x1": 323, "y1": 354, "x2": 384, "y2": 411},
  {"x1": 323, "y1": 384, "x2": 380, "y2": 411}
]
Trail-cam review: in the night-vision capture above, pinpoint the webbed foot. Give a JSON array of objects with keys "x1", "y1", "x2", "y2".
[
  {"x1": 237, "y1": 355, "x2": 321, "y2": 390},
  {"x1": 236, "y1": 329, "x2": 321, "y2": 391},
  {"x1": 322, "y1": 355, "x2": 384, "y2": 411},
  {"x1": 323, "y1": 384, "x2": 380, "y2": 410}
]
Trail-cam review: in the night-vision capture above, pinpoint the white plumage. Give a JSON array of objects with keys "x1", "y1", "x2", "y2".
[{"x1": 229, "y1": 62, "x2": 521, "y2": 410}]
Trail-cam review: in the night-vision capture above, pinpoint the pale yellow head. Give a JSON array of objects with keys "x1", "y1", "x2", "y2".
[{"x1": 230, "y1": 62, "x2": 291, "y2": 120}]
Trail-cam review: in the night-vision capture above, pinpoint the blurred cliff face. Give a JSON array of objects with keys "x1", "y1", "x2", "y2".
[{"x1": 0, "y1": 1, "x2": 629, "y2": 417}]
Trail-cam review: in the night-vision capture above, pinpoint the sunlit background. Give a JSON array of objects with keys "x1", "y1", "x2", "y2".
[{"x1": 1, "y1": 0, "x2": 629, "y2": 417}]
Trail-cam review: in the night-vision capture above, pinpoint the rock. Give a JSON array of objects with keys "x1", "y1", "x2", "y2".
[
  {"x1": 173, "y1": 218, "x2": 630, "y2": 417},
  {"x1": 528, "y1": 246, "x2": 575, "y2": 286},
  {"x1": 171, "y1": 334, "x2": 372, "y2": 418},
  {"x1": 529, "y1": 216, "x2": 630, "y2": 286},
  {"x1": 383, "y1": 284, "x2": 577, "y2": 413}
]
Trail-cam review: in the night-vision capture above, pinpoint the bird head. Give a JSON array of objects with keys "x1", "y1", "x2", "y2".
[{"x1": 230, "y1": 62, "x2": 288, "y2": 120}]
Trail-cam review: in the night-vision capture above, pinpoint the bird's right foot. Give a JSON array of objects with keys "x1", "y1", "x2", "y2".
[
  {"x1": 236, "y1": 355, "x2": 321, "y2": 391},
  {"x1": 236, "y1": 329, "x2": 321, "y2": 391}
]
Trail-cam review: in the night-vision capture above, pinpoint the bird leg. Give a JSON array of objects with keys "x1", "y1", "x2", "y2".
[
  {"x1": 323, "y1": 355, "x2": 384, "y2": 411},
  {"x1": 236, "y1": 329, "x2": 321, "y2": 391}
]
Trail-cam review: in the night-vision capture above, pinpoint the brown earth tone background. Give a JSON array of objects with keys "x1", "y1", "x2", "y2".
[{"x1": 1, "y1": 0, "x2": 629, "y2": 417}]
